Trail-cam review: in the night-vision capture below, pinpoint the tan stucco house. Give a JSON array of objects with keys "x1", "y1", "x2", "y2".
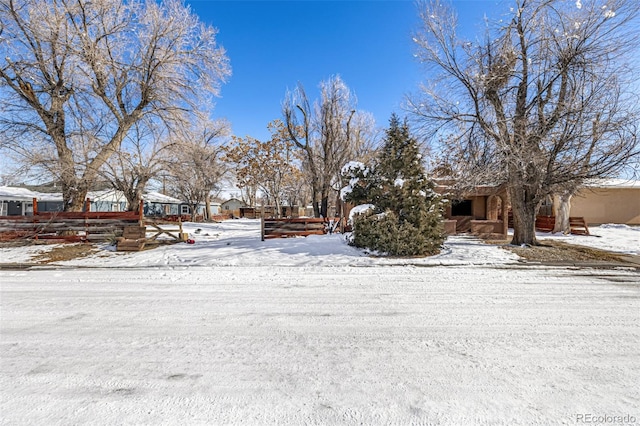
[{"x1": 570, "y1": 179, "x2": 640, "y2": 225}]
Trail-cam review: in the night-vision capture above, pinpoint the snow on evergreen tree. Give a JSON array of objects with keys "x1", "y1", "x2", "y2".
[
  {"x1": 349, "y1": 114, "x2": 445, "y2": 256},
  {"x1": 339, "y1": 161, "x2": 372, "y2": 206}
]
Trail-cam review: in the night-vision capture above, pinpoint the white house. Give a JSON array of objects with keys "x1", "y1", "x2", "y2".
[
  {"x1": 221, "y1": 198, "x2": 245, "y2": 214},
  {"x1": 86, "y1": 189, "x2": 128, "y2": 212},
  {"x1": 0, "y1": 186, "x2": 37, "y2": 216}
]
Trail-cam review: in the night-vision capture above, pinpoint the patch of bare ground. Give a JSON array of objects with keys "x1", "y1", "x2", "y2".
[
  {"x1": 0, "y1": 238, "x2": 180, "y2": 265},
  {"x1": 0, "y1": 240, "x2": 33, "y2": 248},
  {"x1": 30, "y1": 243, "x2": 100, "y2": 263},
  {"x1": 486, "y1": 239, "x2": 629, "y2": 264}
]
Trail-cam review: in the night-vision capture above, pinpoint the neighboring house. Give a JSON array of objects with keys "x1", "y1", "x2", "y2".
[
  {"x1": 178, "y1": 203, "x2": 206, "y2": 217},
  {"x1": 570, "y1": 179, "x2": 640, "y2": 225},
  {"x1": 0, "y1": 186, "x2": 65, "y2": 215},
  {"x1": 86, "y1": 189, "x2": 128, "y2": 212},
  {"x1": 211, "y1": 202, "x2": 222, "y2": 215},
  {"x1": 1, "y1": 186, "x2": 133, "y2": 215},
  {"x1": 143, "y1": 191, "x2": 182, "y2": 217},
  {"x1": 434, "y1": 180, "x2": 509, "y2": 236},
  {"x1": 1, "y1": 186, "x2": 218, "y2": 220},
  {"x1": 434, "y1": 178, "x2": 640, "y2": 231},
  {"x1": 221, "y1": 198, "x2": 245, "y2": 215},
  {"x1": 0, "y1": 186, "x2": 37, "y2": 216},
  {"x1": 143, "y1": 191, "x2": 212, "y2": 219}
]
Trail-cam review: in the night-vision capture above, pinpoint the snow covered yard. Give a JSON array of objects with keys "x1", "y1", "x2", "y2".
[
  {"x1": 537, "y1": 224, "x2": 640, "y2": 256},
  {"x1": 1, "y1": 219, "x2": 639, "y2": 425}
]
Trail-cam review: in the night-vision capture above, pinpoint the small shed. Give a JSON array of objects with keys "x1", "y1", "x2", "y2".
[{"x1": 221, "y1": 198, "x2": 246, "y2": 216}]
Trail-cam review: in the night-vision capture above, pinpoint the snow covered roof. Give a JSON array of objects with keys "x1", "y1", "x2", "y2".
[
  {"x1": 0, "y1": 187, "x2": 193, "y2": 205},
  {"x1": 0, "y1": 187, "x2": 129, "y2": 203},
  {"x1": 0, "y1": 186, "x2": 61, "y2": 201},
  {"x1": 584, "y1": 178, "x2": 640, "y2": 189},
  {"x1": 0, "y1": 186, "x2": 40, "y2": 201},
  {"x1": 221, "y1": 198, "x2": 245, "y2": 206},
  {"x1": 86, "y1": 189, "x2": 127, "y2": 202},
  {"x1": 143, "y1": 191, "x2": 182, "y2": 204}
]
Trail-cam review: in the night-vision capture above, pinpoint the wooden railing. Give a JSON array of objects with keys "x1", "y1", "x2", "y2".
[
  {"x1": 261, "y1": 217, "x2": 328, "y2": 240},
  {"x1": 535, "y1": 215, "x2": 555, "y2": 232},
  {"x1": 0, "y1": 210, "x2": 142, "y2": 242},
  {"x1": 535, "y1": 215, "x2": 590, "y2": 235}
]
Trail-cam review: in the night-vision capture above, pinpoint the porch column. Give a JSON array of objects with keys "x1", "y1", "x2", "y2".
[{"x1": 501, "y1": 194, "x2": 509, "y2": 237}]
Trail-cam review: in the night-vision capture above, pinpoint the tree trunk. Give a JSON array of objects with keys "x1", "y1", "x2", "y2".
[
  {"x1": 125, "y1": 186, "x2": 145, "y2": 212},
  {"x1": 311, "y1": 190, "x2": 321, "y2": 218},
  {"x1": 57, "y1": 134, "x2": 87, "y2": 212},
  {"x1": 205, "y1": 195, "x2": 213, "y2": 222},
  {"x1": 312, "y1": 200, "x2": 321, "y2": 218},
  {"x1": 63, "y1": 181, "x2": 89, "y2": 212},
  {"x1": 275, "y1": 199, "x2": 281, "y2": 219},
  {"x1": 509, "y1": 186, "x2": 539, "y2": 246},
  {"x1": 552, "y1": 193, "x2": 572, "y2": 234},
  {"x1": 319, "y1": 182, "x2": 332, "y2": 218},
  {"x1": 320, "y1": 196, "x2": 329, "y2": 218}
]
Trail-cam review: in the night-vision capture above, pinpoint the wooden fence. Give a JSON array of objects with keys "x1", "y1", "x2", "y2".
[
  {"x1": 261, "y1": 217, "x2": 328, "y2": 240},
  {"x1": 0, "y1": 198, "x2": 194, "y2": 249},
  {"x1": 535, "y1": 215, "x2": 590, "y2": 235},
  {"x1": 0, "y1": 210, "x2": 143, "y2": 242},
  {"x1": 115, "y1": 221, "x2": 188, "y2": 251},
  {"x1": 0, "y1": 196, "x2": 144, "y2": 242}
]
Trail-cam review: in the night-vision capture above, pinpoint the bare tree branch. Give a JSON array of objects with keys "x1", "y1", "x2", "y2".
[
  {"x1": 411, "y1": 0, "x2": 640, "y2": 244},
  {"x1": 0, "y1": 0, "x2": 230, "y2": 211},
  {"x1": 282, "y1": 75, "x2": 377, "y2": 217}
]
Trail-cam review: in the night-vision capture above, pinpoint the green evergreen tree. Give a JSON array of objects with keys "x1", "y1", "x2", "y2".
[
  {"x1": 351, "y1": 114, "x2": 445, "y2": 256},
  {"x1": 339, "y1": 161, "x2": 373, "y2": 206}
]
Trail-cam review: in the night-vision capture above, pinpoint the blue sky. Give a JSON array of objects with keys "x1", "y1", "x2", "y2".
[{"x1": 185, "y1": 0, "x2": 502, "y2": 142}]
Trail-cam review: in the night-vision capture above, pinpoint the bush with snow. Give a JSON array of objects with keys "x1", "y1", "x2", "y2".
[
  {"x1": 352, "y1": 210, "x2": 442, "y2": 256},
  {"x1": 347, "y1": 114, "x2": 445, "y2": 257}
]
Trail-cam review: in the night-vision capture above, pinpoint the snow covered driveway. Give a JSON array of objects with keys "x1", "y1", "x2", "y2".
[{"x1": 1, "y1": 265, "x2": 639, "y2": 425}]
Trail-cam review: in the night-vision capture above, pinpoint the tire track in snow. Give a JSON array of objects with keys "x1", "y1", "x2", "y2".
[{"x1": 1, "y1": 265, "x2": 638, "y2": 425}]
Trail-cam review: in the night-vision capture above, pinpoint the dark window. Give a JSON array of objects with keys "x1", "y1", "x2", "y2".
[
  {"x1": 451, "y1": 200, "x2": 473, "y2": 216},
  {"x1": 8, "y1": 201, "x2": 22, "y2": 216}
]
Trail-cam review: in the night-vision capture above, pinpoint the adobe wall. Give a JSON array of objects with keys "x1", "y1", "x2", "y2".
[{"x1": 571, "y1": 188, "x2": 640, "y2": 225}]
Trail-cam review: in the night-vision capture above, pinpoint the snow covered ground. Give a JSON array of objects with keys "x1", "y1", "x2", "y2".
[
  {"x1": 0, "y1": 219, "x2": 525, "y2": 268},
  {"x1": 1, "y1": 220, "x2": 639, "y2": 425},
  {"x1": 0, "y1": 219, "x2": 638, "y2": 267},
  {"x1": 537, "y1": 223, "x2": 640, "y2": 256}
]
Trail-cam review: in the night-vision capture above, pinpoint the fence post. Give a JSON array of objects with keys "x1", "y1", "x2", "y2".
[
  {"x1": 138, "y1": 199, "x2": 144, "y2": 225},
  {"x1": 83, "y1": 198, "x2": 90, "y2": 241},
  {"x1": 261, "y1": 215, "x2": 265, "y2": 241},
  {"x1": 178, "y1": 216, "x2": 188, "y2": 242}
]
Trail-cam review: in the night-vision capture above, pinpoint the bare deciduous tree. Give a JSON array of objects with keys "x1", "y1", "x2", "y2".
[
  {"x1": 100, "y1": 119, "x2": 174, "y2": 211},
  {"x1": 411, "y1": 0, "x2": 640, "y2": 245},
  {"x1": 0, "y1": 0, "x2": 230, "y2": 211},
  {"x1": 283, "y1": 75, "x2": 376, "y2": 218},
  {"x1": 166, "y1": 119, "x2": 229, "y2": 221},
  {"x1": 225, "y1": 120, "x2": 304, "y2": 217}
]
